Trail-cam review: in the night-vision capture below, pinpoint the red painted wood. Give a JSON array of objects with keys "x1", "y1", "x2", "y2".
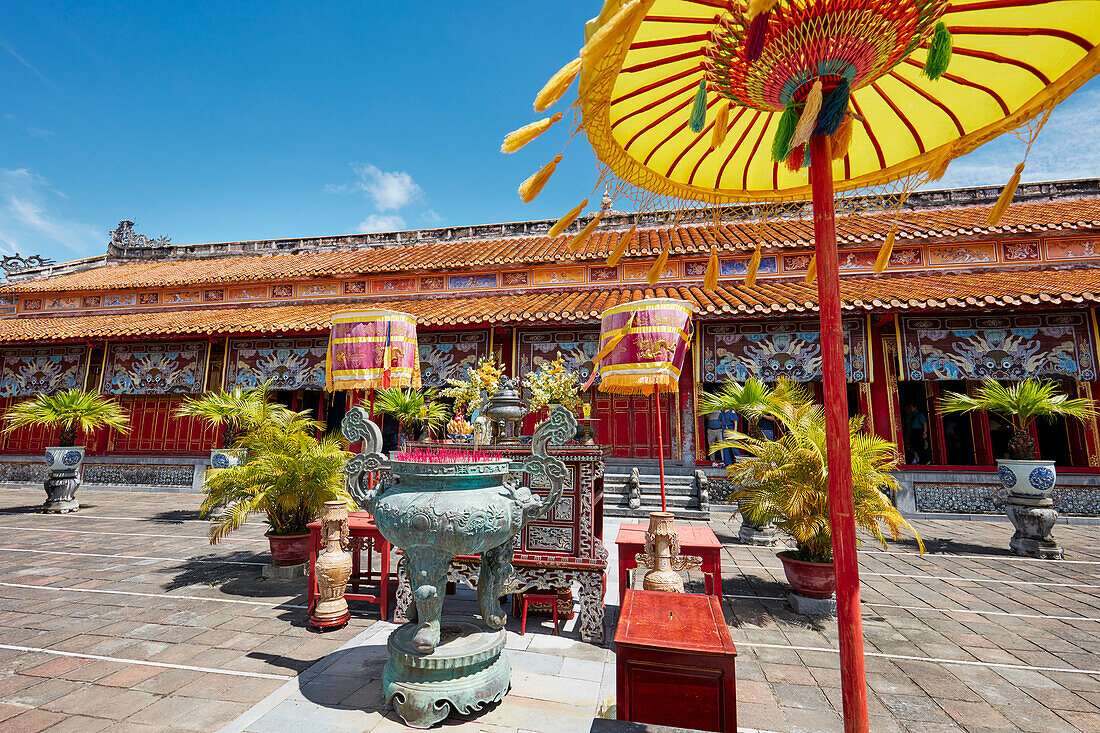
[
  {"x1": 868, "y1": 324, "x2": 895, "y2": 443},
  {"x1": 109, "y1": 397, "x2": 215, "y2": 454},
  {"x1": 615, "y1": 523, "x2": 723, "y2": 602},
  {"x1": 0, "y1": 397, "x2": 57, "y2": 453},
  {"x1": 615, "y1": 589, "x2": 736, "y2": 732},
  {"x1": 810, "y1": 133, "x2": 869, "y2": 733},
  {"x1": 654, "y1": 383, "x2": 666, "y2": 510}
]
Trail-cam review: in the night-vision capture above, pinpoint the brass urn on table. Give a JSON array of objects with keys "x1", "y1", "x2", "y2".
[
  {"x1": 635, "y1": 511, "x2": 700, "y2": 593},
  {"x1": 310, "y1": 500, "x2": 353, "y2": 629}
]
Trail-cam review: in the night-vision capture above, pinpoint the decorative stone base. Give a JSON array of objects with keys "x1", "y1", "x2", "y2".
[
  {"x1": 738, "y1": 520, "x2": 777, "y2": 546},
  {"x1": 309, "y1": 610, "x2": 350, "y2": 630},
  {"x1": 42, "y1": 498, "x2": 79, "y2": 513},
  {"x1": 261, "y1": 562, "x2": 307, "y2": 580},
  {"x1": 383, "y1": 617, "x2": 509, "y2": 729},
  {"x1": 1006, "y1": 496, "x2": 1063, "y2": 559},
  {"x1": 788, "y1": 592, "x2": 836, "y2": 616}
]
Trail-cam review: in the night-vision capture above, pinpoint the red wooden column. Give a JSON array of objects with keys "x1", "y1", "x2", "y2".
[{"x1": 809, "y1": 134, "x2": 869, "y2": 733}]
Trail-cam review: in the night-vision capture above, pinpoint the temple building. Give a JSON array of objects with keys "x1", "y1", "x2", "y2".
[{"x1": 2, "y1": 179, "x2": 1100, "y2": 515}]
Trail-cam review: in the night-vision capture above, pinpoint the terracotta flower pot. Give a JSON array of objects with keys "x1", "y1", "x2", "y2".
[
  {"x1": 267, "y1": 532, "x2": 311, "y2": 566},
  {"x1": 777, "y1": 550, "x2": 835, "y2": 599}
]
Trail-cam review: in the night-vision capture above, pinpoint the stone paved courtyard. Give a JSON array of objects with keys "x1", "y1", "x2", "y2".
[{"x1": 0, "y1": 486, "x2": 1097, "y2": 732}]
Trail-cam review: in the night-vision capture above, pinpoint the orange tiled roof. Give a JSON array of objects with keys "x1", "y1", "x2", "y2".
[
  {"x1": 4, "y1": 198, "x2": 1100, "y2": 294},
  {"x1": 3, "y1": 266, "x2": 1099, "y2": 343}
]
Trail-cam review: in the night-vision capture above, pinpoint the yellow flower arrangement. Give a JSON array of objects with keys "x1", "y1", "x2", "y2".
[{"x1": 524, "y1": 356, "x2": 583, "y2": 413}]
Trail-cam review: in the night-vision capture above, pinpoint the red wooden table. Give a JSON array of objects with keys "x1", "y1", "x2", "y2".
[
  {"x1": 615, "y1": 523, "x2": 723, "y2": 603},
  {"x1": 615, "y1": 589, "x2": 737, "y2": 732},
  {"x1": 307, "y1": 512, "x2": 392, "y2": 621}
]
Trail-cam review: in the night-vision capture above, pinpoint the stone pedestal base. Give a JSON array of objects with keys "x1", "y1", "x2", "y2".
[
  {"x1": 42, "y1": 472, "x2": 79, "y2": 514},
  {"x1": 789, "y1": 592, "x2": 836, "y2": 616},
  {"x1": 383, "y1": 617, "x2": 509, "y2": 729},
  {"x1": 262, "y1": 562, "x2": 307, "y2": 580},
  {"x1": 738, "y1": 519, "x2": 777, "y2": 546},
  {"x1": 1006, "y1": 496, "x2": 1063, "y2": 559}
]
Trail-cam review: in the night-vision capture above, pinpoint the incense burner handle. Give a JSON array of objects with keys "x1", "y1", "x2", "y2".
[
  {"x1": 341, "y1": 407, "x2": 389, "y2": 512},
  {"x1": 520, "y1": 405, "x2": 576, "y2": 520}
]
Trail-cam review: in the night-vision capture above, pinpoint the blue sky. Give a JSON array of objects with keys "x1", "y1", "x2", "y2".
[{"x1": 2, "y1": 1, "x2": 1099, "y2": 264}]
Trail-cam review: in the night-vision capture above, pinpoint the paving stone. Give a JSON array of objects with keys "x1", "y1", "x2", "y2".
[{"x1": 3, "y1": 708, "x2": 70, "y2": 733}]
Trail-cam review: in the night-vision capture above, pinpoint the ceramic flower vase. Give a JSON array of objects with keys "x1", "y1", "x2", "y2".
[{"x1": 310, "y1": 500, "x2": 353, "y2": 629}]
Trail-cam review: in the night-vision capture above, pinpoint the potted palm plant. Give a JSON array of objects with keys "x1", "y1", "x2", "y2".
[
  {"x1": 940, "y1": 379, "x2": 1097, "y2": 497},
  {"x1": 2, "y1": 389, "x2": 130, "y2": 512},
  {"x1": 698, "y1": 378, "x2": 807, "y2": 545},
  {"x1": 200, "y1": 406, "x2": 352, "y2": 565},
  {"x1": 722, "y1": 396, "x2": 923, "y2": 604},
  {"x1": 373, "y1": 387, "x2": 451, "y2": 446}
]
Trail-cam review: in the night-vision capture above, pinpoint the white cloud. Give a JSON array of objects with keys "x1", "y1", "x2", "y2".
[
  {"x1": 1, "y1": 39, "x2": 57, "y2": 92},
  {"x1": 356, "y1": 213, "x2": 406, "y2": 233},
  {"x1": 420, "y1": 209, "x2": 443, "y2": 225},
  {"x1": 0, "y1": 168, "x2": 102, "y2": 258},
  {"x1": 333, "y1": 163, "x2": 422, "y2": 211},
  {"x1": 931, "y1": 85, "x2": 1100, "y2": 189}
]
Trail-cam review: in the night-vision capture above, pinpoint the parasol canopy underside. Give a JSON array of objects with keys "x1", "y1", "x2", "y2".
[{"x1": 581, "y1": 0, "x2": 1100, "y2": 203}]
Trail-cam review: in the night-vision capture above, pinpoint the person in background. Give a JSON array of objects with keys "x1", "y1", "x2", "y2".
[
  {"x1": 905, "y1": 403, "x2": 929, "y2": 464},
  {"x1": 704, "y1": 409, "x2": 739, "y2": 465}
]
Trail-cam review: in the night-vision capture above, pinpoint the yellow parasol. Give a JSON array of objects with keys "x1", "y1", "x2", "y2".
[{"x1": 507, "y1": 3, "x2": 1100, "y2": 732}]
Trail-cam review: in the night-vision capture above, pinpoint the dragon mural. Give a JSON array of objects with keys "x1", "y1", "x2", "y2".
[{"x1": 900, "y1": 313, "x2": 1096, "y2": 381}]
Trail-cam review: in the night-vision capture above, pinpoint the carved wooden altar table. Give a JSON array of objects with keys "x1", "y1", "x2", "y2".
[{"x1": 394, "y1": 442, "x2": 609, "y2": 643}]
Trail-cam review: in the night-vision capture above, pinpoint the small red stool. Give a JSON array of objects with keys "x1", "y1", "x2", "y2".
[{"x1": 519, "y1": 592, "x2": 560, "y2": 635}]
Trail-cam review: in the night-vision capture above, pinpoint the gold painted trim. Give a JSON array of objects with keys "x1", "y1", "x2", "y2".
[
  {"x1": 97, "y1": 341, "x2": 109, "y2": 393},
  {"x1": 202, "y1": 341, "x2": 213, "y2": 392}
]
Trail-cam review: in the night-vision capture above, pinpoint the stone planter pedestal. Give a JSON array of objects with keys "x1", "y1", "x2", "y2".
[
  {"x1": 1007, "y1": 495, "x2": 1063, "y2": 559},
  {"x1": 737, "y1": 517, "x2": 777, "y2": 546},
  {"x1": 42, "y1": 447, "x2": 84, "y2": 513}
]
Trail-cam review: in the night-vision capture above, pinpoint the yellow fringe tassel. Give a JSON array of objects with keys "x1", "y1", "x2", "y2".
[
  {"x1": 647, "y1": 239, "x2": 671, "y2": 286},
  {"x1": 518, "y1": 154, "x2": 563, "y2": 203},
  {"x1": 534, "y1": 58, "x2": 582, "y2": 112},
  {"x1": 606, "y1": 225, "x2": 635, "y2": 266},
  {"x1": 703, "y1": 245, "x2": 719, "y2": 290},
  {"x1": 710, "y1": 100, "x2": 730, "y2": 150},
  {"x1": 568, "y1": 212, "x2": 604, "y2": 253},
  {"x1": 324, "y1": 344, "x2": 333, "y2": 393},
  {"x1": 548, "y1": 199, "x2": 588, "y2": 239},
  {"x1": 804, "y1": 255, "x2": 817, "y2": 284},
  {"x1": 926, "y1": 142, "x2": 957, "y2": 183},
  {"x1": 988, "y1": 162, "x2": 1024, "y2": 226},
  {"x1": 746, "y1": 0, "x2": 779, "y2": 20},
  {"x1": 788, "y1": 80, "x2": 823, "y2": 150},
  {"x1": 744, "y1": 245, "x2": 762, "y2": 287},
  {"x1": 501, "y1": 113, "x2": 563, "y2": 154},
  {"x1": 830, "y1": 115, "x2": 854, "y2": 160},
  {"x1": 580, "y1": 0, "x2": 643, "y2": 67},
  {"x1": 874, "y1": 224, "x2": 897, "y2": 274}
]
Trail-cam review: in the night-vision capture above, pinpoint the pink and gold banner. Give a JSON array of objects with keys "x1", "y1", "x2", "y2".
[
  {"x1": 593, "y1": 298, "x2": 695, "y2": 395},
  {"x1": 327, "y1": 309, "x2": 421, "y2": 391}
]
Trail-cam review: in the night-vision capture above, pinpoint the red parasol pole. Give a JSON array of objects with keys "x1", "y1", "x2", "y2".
[
  {"x1": 654, "y1": 382, "x2": 666, "y2": 511},
  {"x1": 809, "y1": 134, "x2": 869, "y2": 732}
]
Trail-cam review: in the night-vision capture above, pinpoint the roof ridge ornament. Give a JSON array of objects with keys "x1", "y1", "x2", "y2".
[
  {"x1": 1, "y1": 254, "x2": 56, "y2": 280},
  {"x1": 109, "y1": 220, "x2": 171, "y2": 252}
]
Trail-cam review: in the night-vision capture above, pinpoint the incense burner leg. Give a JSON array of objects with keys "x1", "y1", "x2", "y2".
[
  {"x1": 478, "y1": 541, "x2": 514, "y2": 629},
  {"x1": 407, "y1": 547, "x2": 451, "y2": 653}
]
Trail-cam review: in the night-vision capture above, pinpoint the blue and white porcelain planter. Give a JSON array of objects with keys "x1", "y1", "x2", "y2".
[
  {"x1": 44, "y1": 446, "x2": 85, "y2": 472},
  {"x1": 997, "y1": 459, "x2": 1057, "y2": 498},
  {"x1": 210, "y1": 448, "x2": 246, "y2": 470},
  {"x1": 42, "y1": 446, "x2": 84, "y2": 513}
]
